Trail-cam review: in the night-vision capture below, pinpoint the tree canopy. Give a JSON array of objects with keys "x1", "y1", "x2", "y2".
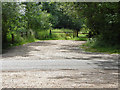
[{"x1": 2, "y1": 2, "x2": 120, "y2": 49}]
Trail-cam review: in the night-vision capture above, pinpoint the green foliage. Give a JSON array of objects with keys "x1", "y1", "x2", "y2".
[
  {"x1": 35, "y1": 28, "x2": 87, "y2": 40},
  {"x1": 74, "y1": 2, "x2": 120, "y2": 45},
  {"x1": 3, "y1": 29, "x2": 36, "y2": 49},
  {"x1": 2, "y1": 3, "x2": 19, "y2": 41},
  {"x1": 82, "y1": 40, "x2": 120, "y2": 54},
  {"x1": 25, "y1": 2, "x2": 51, "y2": 30},
  {"x1": 2, "y1": 2, "x2": 120, "y2": 54},
  {"x1": 2, "y1": 2, "x2": 52, "y2": 49},
  {"x1": 42, "y1": 2, "x2": 82, "y2": 31}
]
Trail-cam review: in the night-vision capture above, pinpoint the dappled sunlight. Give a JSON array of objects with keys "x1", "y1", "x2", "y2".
[
  {"x1": 2, "y1": 2, "x2": 119, "y2": 88},
  {"x1": 2, "y1": 40, "x2": 119, "y2": 88},
  {"x1": 2, "y1": 40, "x2": 119, "y2": 61},
  {"x1": 2, "y1": 40, "x2": 119, "y2": 71}
]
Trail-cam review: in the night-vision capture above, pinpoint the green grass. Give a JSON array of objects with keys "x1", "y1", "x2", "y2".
[
  {"x1": 36, "y1": 28, "x2": 88, "y2": 41},
  {"x1": 3, "y1": 32, "x2": 38, "y2": 50},
  {"x1": 78, "y1": 34, "x2": 87, "y2": 37},
  {"x1": 71, "y1": 37, "x2": 88, "y2": 41},
  {"x1": 3, "y1": 28, "x2": 88, "y2": 51},
  {"x1": 81, "y1": 39, "x2": 120, "y2": 54},
  {"x1": 52, "y1": 28, "x2": 73, "y2": 33}
]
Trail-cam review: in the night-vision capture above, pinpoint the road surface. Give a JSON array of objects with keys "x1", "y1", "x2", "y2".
[{"x1": 1, "y1": 40, "x2": 119, "y2": 88}]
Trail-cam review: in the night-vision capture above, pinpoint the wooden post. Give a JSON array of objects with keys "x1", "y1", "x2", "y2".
[
  {"x1": 21, "y1": 32, "x2": 23, "y2": 37},
  {"x1": 76, "y1": 30, "x2": 78, "y2": 37},
  {"x1": 49, "y1": 30, "x2": 52, "y2": 36},
  {"x1": 25, "y1": 31, "x2": 28, "y2": 37},
  {"x1": 29, "y1": 31, "x2": 32, "y2": 35},
  {"x1": 73, "y1": 30, "x2": 77, "y2": 37},
  {"x1": 73, "y1": 31, "x2": 75, "y2": 38},
  {"x1": 88, "y1": 31, "x2": 92, "y2": 38},
  {"x1": 11, "y1": 34, "x2": 14, "y2": 43}
]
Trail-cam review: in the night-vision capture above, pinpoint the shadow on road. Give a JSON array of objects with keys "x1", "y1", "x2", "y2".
[
  {"x1": 59, "y1": 44, "x2": 119, "y2": 60},
  {"x1": 2, "y1": 41, "x2": 56, "y2": 58},
  {"x1": 93, "y1": 60, "x2": 118, "y2": 70},
  {"x1": 2, "y1": 40, "x2": 119, "y2": 72},
  {"x1": 59, "y1": 44, "x2": 119, "y2": 71},
  {"x1": 60, "y1": 44, "x2": 106, "y2": 54},
  {"x1": 48, "y1": 69, "x2": 118, "y2": 85},
  {"x1": 27, "y1": 41, "x2": 57, "y2": 46}
]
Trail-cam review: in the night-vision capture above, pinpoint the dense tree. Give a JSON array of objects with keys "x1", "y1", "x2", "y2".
[
  {"x1": 23, "y1": 2, "x2": 51, "y2": 30},
  {"x1": 2, "y1": 2, "x2": 120, "y2": 49},
  {"x1": 2, "y1": 3, "x2": 21, "y2": 43},
  {"x1": 2, "y1": 2, "x2": 51, "y2": 48},
  {"x1": 72, "y1": 2, "x2": 120, "y2": 45},
  {"x1": 42, "y1": 2, "x2": 82, "y2": 37}
]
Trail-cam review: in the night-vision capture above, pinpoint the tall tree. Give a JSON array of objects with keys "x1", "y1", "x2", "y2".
[{"x1": 72, "y1": 2, "x2": 120, "y2": 45}]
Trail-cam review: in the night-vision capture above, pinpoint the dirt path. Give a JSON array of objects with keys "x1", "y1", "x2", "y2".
[
  {"x1": 1, "y1": 40, "x2": 119, "y2": 88},
  {"x1": 2, "y1": 40, "x2": 119, "y2": 60}
]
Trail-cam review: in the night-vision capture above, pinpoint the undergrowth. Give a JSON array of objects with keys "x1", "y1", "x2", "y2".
[
  {"x1": 81, "y1": 38, "x2": 120, "y2": 54},
  {"x1": 36, "y1": 29, "x2": 88, "y2": 41},
  {"x1": 2, "y1": 28, "x2": 88, "y2": 51}
]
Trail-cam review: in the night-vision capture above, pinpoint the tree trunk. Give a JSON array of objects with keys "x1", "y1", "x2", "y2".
[
  {"x1": 2, "y1": 33, "x2": 7, "y2": 43},
  {"x1": 2, "y1": 28, "x2": 8, "y2": 43}
]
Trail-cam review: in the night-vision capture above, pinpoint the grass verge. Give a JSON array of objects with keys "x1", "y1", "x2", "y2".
[
  {"x1": 2, "y1": 33, "x2": 39, "y2": 51},
  {"x1": 36, "y1": 29, "x2": 88, "y2": 41},
  {"x1": 81, "y1": 39, "x2": 120, "y2": 54},
  {"x1": 2, "y1": 28, "x2": 88, "y2": 53}
]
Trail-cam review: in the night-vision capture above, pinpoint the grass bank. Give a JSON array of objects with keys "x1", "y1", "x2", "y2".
[
  {"x1": 2, "y1": 31, "x2": 38, "y2": 50},
  {"x1": 81, "y1": 39, "x2": 120, "y2": 54},
  {"x1": 2, "y1": 28, "x2": 88, "y2": 52}
]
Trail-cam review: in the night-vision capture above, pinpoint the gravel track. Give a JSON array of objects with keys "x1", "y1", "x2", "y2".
[{"x1": 1, "y1": 40, "x2": 119, "y2": 88}]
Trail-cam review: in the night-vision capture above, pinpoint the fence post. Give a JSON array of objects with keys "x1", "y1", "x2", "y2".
[
  {"x1": 73, "y1": 31, "x2": 76, "y2": 38},
  {"x1": 21, "y1": 32, "x2": 23, "y2": 37},
  {"x1": 76, "y1": 30, "x2": 78, "y2": 37},
  {"x1": 29, "y1": 31, "x2": 32, "y2": 35},
  {"x1": 11, "y1": 33, "x2": 14, "y2": 43},
  {"x1": 25, "y1": 31, "x2": 28, "y2": 37},
  {"x1": 49, "y1": 29, "x2": 52, "y2": 36}
]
